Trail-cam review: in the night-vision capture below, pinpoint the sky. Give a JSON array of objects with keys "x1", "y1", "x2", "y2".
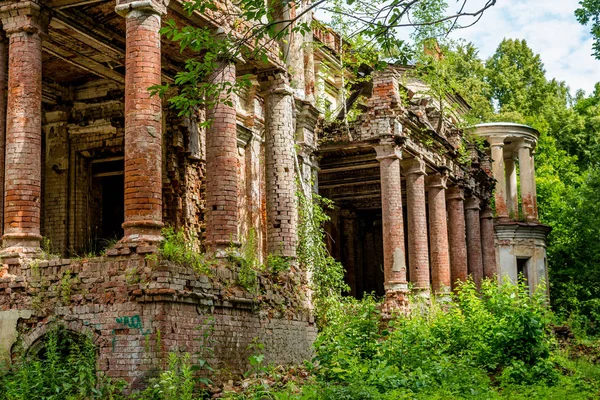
[{"x1": 446, "y1": 0, "x2": 600, "y2": 95}]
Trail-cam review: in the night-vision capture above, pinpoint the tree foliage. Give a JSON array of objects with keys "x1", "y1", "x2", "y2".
[
  {"x1": 576, "y1": 0, "x2": 600, "y2": 58},
  {"x1": 441, "y1": 37, "x2": 600, "y2": 331},
  {"x1": 155, "y1": 0, "x2": 497, "y2": 117}
]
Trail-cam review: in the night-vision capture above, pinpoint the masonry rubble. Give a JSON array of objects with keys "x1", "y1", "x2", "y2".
[{"x1": 0, "y1": 0, "x2": 549, "y2": 385}]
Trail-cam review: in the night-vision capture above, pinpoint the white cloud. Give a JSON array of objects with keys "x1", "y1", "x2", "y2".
[{"x1": 448, "y1": 0, "x2": 600, "y2": 94}]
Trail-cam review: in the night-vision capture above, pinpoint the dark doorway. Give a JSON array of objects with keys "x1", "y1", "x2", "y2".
[
  {"x1": 100, "y1": 174, "x2": 124, "y2": 241},
  {"x1": 90, "y1": 156, "x2": 124, "y2": 251},
  {"x1": 354, "y1": 210, "x2": 385, "y2": 298},
  {"x1": 517, "y1": 257, "x2": 530, "y2": 281}
]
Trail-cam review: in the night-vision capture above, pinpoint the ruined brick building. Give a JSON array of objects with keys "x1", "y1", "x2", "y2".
[{"x1": 0, "y1": 0, "x2": 549, "y2": 386}]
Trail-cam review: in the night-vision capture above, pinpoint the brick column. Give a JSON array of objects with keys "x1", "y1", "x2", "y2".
[
  {"x1": 403, "y1": 157, "x2": 430, "y2": 291},
  {"x1": 0, "y1": 2, "x2": 48, "y2": 252},
  {"x1": 0, "y1": 31, "x2": 6, "y2": 238},
  {"x1": 204, "y1": 61, "x2": 240, "y2": 254},
  {"x1": 116, "y1": 0, "x2": 168, "y2": 244},
  {"x1": 340, "y1": 209, "x2": 358, "y2": 297},
  {"x1": 505, "y1": 156, "x2": 518, "y2": 218},
  {"x1": 374, "y1": 140, "x2": 407, "y2": 294},
  {"x1": 465, "y1": 196, "x2": 484, "y2": 288},
  {"x1": 517, "y1": 140, "x2": 538, "y2": 221},
  {"x1": 446, "y1": 186, "x2": 468, "y2": 288},
  {"x1": 480, "y1": 205, "x2": 497, "y2": 279},
  {"x1": 489, "y1": 137, "x2": 508, "y2": 218},
  {"x1": 261, "y1": 72, "x2": 297, "y2": 258},
  {"x1": 427, "y1": 173, "x2": 450, "y2": 292}
]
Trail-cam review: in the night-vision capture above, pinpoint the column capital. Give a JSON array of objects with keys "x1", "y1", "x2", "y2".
[
  {"x1": 465, "y1": 196, "x2": 481, "y2": 210},
  {"x1": 487, "y1": 136, "x2": 506, "y2": 147},
  {"x1": 374, "y1": 139, "x2": 403, "y2": 160},
  {"x1": 514, "y1": 138, "x2": 535, "y2": 150},
  {"x1": 426, "y1": 171, "x2": 448, "y2": 189},
  {"x1": 401, "y1": 156, "x2": 426, "y2": 176},
  {"x1": 257, "y1": 69, "x2": 293, "y2": 96},
  {"x1": 0, "y1": 1, "x2": 49, "y2": 36},
  {"x1": 115, "y1": 0, "x2": 169, "y2": 17},
  {"x1": 480, "y1": 205, "x2": 494, "y2": 219},
  {"x1": 446, "y1": 185, "x2": 465, "y2": 201}
]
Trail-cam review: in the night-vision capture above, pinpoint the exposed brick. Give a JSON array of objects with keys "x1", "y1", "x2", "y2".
[
  {"x1": 120, "y1": 5, "x2": 163, "y2": 242},
  {"x1": 205, "y1": 62, "x2": 239, "y2": 252},
  {"x1": 260, "y1": 73, "x2": 297, "y2": 258},
  {"x1": 465, "y1": 196, "x2": 484, "y2": 288},
  {"x1": 0, "y1": 3, "x2": 46, "y2": 251},
  {"x1": 480, "y1": 206, "x2": 497, "y2": 279},
  {"x1": 427, "y1": 173, "x2": 451, "y2": 292},
  {"x1": 403, "y1": 157, "x2": 430, "y2": 291},
  {"x1": 446, "y1": 186, "x2": 468, "y2": 288},
  {"x1": 374, "y1": 140, "x2": 407, "y2": 292}
]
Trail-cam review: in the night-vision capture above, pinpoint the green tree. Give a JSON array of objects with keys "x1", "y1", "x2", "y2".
[
  {"x1": 443, "y1": 38, "x2": 600, "y2": 326},
  {"x1": 155, "y1": 0, "x2": 497, "y2": 116},
  {"x1": 576, "y1": 0, "x2": 600, "y2": 58}
]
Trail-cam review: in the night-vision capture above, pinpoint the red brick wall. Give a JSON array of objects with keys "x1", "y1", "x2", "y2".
[{"x1": 0, "y1": 255, "x2": 316, "y2": 386}]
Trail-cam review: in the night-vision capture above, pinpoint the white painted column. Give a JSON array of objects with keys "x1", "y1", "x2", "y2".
[
  {"x1": 505, "y1": 155, "x2": 518, "y2": 218},
  {"x1": 517, "y1": 140, "x2": 537, "y2": 221},
  {"x1": 489, "y1": 137, "x2": 508, "y2": 218}
]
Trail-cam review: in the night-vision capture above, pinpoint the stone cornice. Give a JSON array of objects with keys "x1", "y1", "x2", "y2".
[
  {"x1": 115, "y1": 0, "x2": 169, "y2": 17},
  {"x1": 0, "y1": 1, "x2": 49, "y2": 36}
]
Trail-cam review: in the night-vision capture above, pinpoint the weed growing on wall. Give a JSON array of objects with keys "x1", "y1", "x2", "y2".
[
  {"x1": 136, "y1": 353, "x2": 195, "y2": 400},
  {"x1": 228, "y1": 228, "x2": 261, "y2": 292},
  {"x1": 159, "y1": 227, "x2": 213, "y2": 274},
  {"x1": 297, "y1": 189, "x2": 349, "y2": 325}
]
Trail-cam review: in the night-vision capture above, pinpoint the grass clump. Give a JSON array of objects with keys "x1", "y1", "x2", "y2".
[{"x1": 159, "y1": 227, "x2": 212, "y2": 274}]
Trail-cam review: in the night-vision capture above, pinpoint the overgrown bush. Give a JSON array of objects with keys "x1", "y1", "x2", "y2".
[
  {"x1": 134, "y1": 353, "x2": 195, "y2": 400},
  {"x1": 311, "y1": 279, "x2": 558, "y2": 398},
  {"x1": 0, "y1": 326, "x2": 126, "y2": 400},
  {"x1": 297, "y1": 189, "x2": 349, "y2": 324}
]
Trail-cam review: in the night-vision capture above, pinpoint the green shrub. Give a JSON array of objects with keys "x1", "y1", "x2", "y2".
[
  {"x1": 311, "y1": 279, "x2": 558, "y2": 397},
  {"x1": 159, "y1": 227, "x2": 212, "y2": 274},
  {"x1": 0, "y1": 325, "x2": 126, "y2": 400},
  {"x1": 135, "y1": 353, "x2": 195, "y2": 400}
]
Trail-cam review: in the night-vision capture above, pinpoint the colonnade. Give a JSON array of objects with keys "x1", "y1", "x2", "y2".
[
  {"x1": 0, "y1": 0, "x2": 298, "y2": 258},
  {"x1": 488, "y1": 136, "x2": 538, "y2": 221},
  {"x1": 375, "y1": 139, "x2": 497, "y2": 295}
]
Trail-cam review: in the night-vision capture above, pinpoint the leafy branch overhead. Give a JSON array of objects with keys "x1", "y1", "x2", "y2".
[
  {"x1": 153, "y1": 0, "x2": 497, "y2": 116},
  {"x1": 576, "y1": 0, "x2": 600, "y2": 59}
]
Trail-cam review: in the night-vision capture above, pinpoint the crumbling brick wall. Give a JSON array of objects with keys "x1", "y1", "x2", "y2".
[{"x1": 0, "y1": 254, "x2": 316, "y2": 387}]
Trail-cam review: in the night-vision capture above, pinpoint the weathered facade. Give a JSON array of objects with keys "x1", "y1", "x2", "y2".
[
  {"x1": 0, "y1": 0, "x2": 548, "y2": 386},
  {"x1": 473, "y1": 123, "x2": 550, "y2": 294},
  {"x1": 319, "y1": 66, "x2": 497, "y2": 307},
  {"x1": 0, "y1": 0, "x2": 319, "y2": 384}
]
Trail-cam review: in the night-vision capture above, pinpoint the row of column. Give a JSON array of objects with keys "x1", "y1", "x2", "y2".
[
  {"x1": 489, "y1": 137, "x2": 538, "y2": 221},
  {"x1": 0, "y1": 0, "x2": 298, "y2": 258},
  {"x1": 376, "y1": 140, "x2": 497, "y2": 294}
]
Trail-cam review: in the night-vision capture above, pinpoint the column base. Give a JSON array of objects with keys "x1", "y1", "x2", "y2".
[
  {"x1": 1, "y1": 233, "x2": 42, "y2": 258},
  {"x1": 121, "y1": 220, "x2": 163, "y2": 246},
  {"x1": 205, "y1": 239, "x2": 241, "y2": 259},
  {"x1": 381, "y1": 287, "x2": 410, "y2": 318}
]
